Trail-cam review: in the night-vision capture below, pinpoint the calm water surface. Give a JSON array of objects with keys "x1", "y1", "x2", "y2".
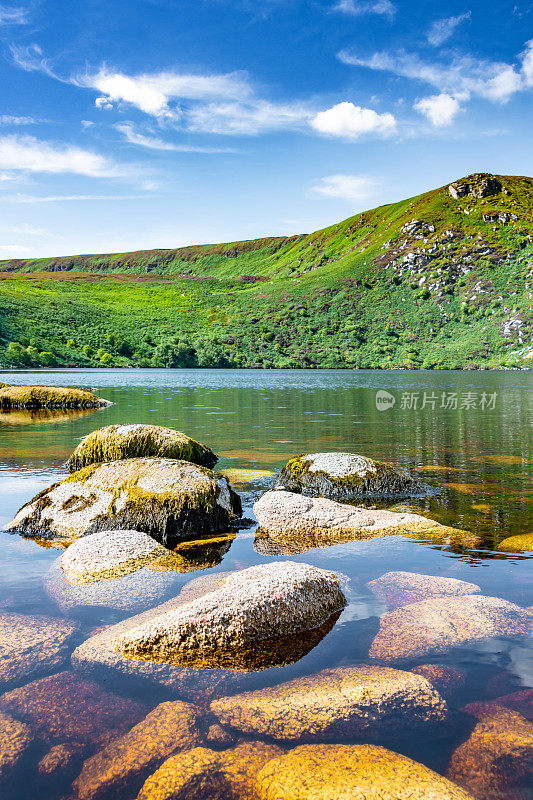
[{"x1": 0, "y1": 369, "x2": 531, "y2": 799}]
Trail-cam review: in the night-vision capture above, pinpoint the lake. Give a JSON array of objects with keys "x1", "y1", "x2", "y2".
[{"x1": 0, "y1": 368, "x2": 531, "y2": 799}]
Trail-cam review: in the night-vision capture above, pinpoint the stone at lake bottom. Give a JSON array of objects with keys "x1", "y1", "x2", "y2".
[
  {"x1": 0, "y1": 612, "x2": 79, "y2": 689},
  {"x1": 367, "y1": 571, "x2": 481, "y2": 610},
  {"x1": 60, "y1": 529, "x2": 168, "y2": 584},
  {"x1": 253, "y1": 490, "x2": 478, "y2": 554},
  {"x1": 447, "y1": 703, "x2": 533, "y2": 800},
  {"x1": 206, "y1": 723, "x2": 235, "y2": 747},
  {"x1": 73, "y1": 700, "x2": 203, "y2": 800},
  {"x1": 369, "y1": 595, "x2": 533, "y2": 663},
  {"x1": 211, "y1": 665, "x2": 447, "y2": 742},
  {"x1": 45, "y1": 557, "x2": 179, "y2": 614},
  {"x1": 254, "y1": 743, "x2": 475, "y2": 800},
  {"x1": 0, "y1": 711, "x2": 32, "y2": 780},
  {"x1": 498, "y1": 533, "x2": 533, "y2": 552},
  {"x1": 115, "y1": 562, "x2": 346, "y2": 671},
  {"x1": 71, "y1": 574, "x2": 248, "y2": 702},
  {"x1": 38, "y1": 742, "x2": 85, "y2": 776},
  {"x1": 276, "y1": 452, "x2": 428, "y2": 500},
  {"x1": 0, "y1": 671, "x2": 147, "y2": 748},
  {"x1": 411, "y1": 665, "x2": 467, "y2": 701},
  {"x1": 68, "y1": 424, "x2": 217, "y2": 472},
  {"x1": 487, "y1": 688, "x2": 533, "y2": 721},
  {"x1": 0, "y1": 385, "x2": 111, "y2": 410},
  {"x1": 137, "y1": 741, "x2": 284, "y2": 800},
  {"x1": 7, "y1": 457, "x2": 241, "y2": 547}
]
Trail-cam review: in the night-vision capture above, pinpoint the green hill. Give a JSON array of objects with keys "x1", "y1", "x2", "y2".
[{"x1": 1, "y1": 172, "x2": 532, "y2": 369}]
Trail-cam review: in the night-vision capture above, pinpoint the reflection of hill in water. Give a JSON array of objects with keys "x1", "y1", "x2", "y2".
[{"x1": 0, "y1": 406, "x2": 100, "y2": 425}]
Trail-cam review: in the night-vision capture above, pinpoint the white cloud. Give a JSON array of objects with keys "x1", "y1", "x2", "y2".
[
  {"x1": 335, "y1": 0, "x2": 395, "y2": 18},
  {"x1": 0, "y1": 135, "x2": 128, "y2": 178},
  {"x1": 414, "y1": 93, "x2": 461, "y2": 126},
  {"x1": 0, "y1": 193, "x2": 149, "y2": 203},
  {"x1": 427, "y1": 12, "x2": 471, "y2": 46},
  {"x1": 0, "y1": 115, "x2": 36, "y2": 125},
  {"x1": 0, "y1": 244, "x2": 32, "y2": 256},
  {"x1": 0, "y1": 4, "x2": 27, "y2": 25},
  {"x1": 310, "y1": 101, "x2": 396, "y2": 139},
  {"x1": 187, "y1": 99, "x2": 311, "y2": 135},
  {"x1": 80, "y1": 67, "x2": 251, "y2": 120},
  {"x1": 115, "y1": 122, "x2": 238, "y2": 152},
  {"x1": 311, "y1": 173, "x2": 380, "y2": 202},
  {"x1": 522, "y1": 40, "x2": 533, "y2": 85},
  {"x1": 339, "y1": 48, "x2": 525, "y2": 103}
]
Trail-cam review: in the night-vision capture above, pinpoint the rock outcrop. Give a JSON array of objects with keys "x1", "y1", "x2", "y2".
[
  {"x1": 447, "y1": 703, "x2": 533, "y2": 800},
  {"x1": 137, "y1": 741, "x2": 284, "y2": 800},
  {"x1": 0, "y1": 711, "x2": 32, "y2": 780},
  {"x1": 0, "y1": 384, "x2": 111, "y2": 409},
  {"x1": 73, "y1": 701, "x2": 203, "y2": 800},
  {"x1": 60, "y1": 529, "x2": 168, "y2": 584},
  {"x1": 7, "y1": 457, "x2": 241, "y2": 546},
  {"x1": 367, "y1": 571, "x2": 481, "y2": 609},
  {"x1": 276, "y1": 452, "x2": 427, "y2": 500},
  {"x1": 369, "y1": 595, "x2": 533, "y2": 663},
  {"x1": 114, "y1": 562, "x2": 346, "y2": 670},
  {"x1": 253, "y1": 490, "x2": 478, "y2": 553},
  {"x1": 254, "y1": 743, "x2": 475, "y2": 800},
  {"x1": 210, "y1": 665, "x2": 447, "y2": 742},
  {"x1": 68, "y1": 424, "x2": 217, "y2": 471},
  {"x1": 0, "y1": 612, "x2": 79, "y2": 689},
  {"x1": 448, "y1": 174, "x2": 502, "y2": 200}
]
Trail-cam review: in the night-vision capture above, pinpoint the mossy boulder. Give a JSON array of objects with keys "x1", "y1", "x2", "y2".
[
  {"x1": 275, "y1": 452, "x2": 427, "y2": 500},
  {"x1": 6, "y1": 457, "x2": 242, "y2": 546},
  {"x1": 68, "y1": 424, "x2": 217, "y2": 472},
  {"x1": 0, "y1": 384, "x2": 111, "y2": 410},
  {"x1": 498, "y1": 533, "x2": 533, "y2": 552}
]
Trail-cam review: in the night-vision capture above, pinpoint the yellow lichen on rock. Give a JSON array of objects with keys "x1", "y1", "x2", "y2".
[
  {"x1": 0, "y1": 384, "x2": 110, "y2": 409},
  {"x1": 498, "y1": 533, "x2": 533, "y2": 552}
]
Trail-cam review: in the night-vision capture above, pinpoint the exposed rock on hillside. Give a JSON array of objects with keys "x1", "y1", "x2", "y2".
[
  {"x1": 7, "y1": 457, "x2": 241, "y2": 546},
  {"x1": 68, "y1": 424, "x2": 217, "y2": 471},
  {"x1": 275, "y1": 452, "x2": 427, "y2": 500}
]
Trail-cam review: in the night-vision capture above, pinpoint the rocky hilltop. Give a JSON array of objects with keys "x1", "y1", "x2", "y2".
[{"x1": 1, "y1": 173, "x2": 532, "y2": 369}]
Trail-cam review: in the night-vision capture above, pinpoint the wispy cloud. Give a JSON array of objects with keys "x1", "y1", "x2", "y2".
[
  {"x1": 0, "y1": 244, "x2": 32, "y2": 256},
  {"x1": 414, "y1": 92, "x2": 461, "y2": 126},
  {"x1": 311, "y1": 173, "x2": 380, "y2": 202},
  {"x1": 0, "y1": 4, "x2": 28, "y2": 25},
  {"x1": 0, "y1": 193, "x2": 151, "y2": 203},
  {"x1": 115, "y1": 122, "x2": 238, "y2": 152},
  {"x1": 310, "y1": 101, "x2": 396, "y2": 139},
  {"x1": 0, "y1": 115, "x2": 36, "y2": 126},
  {"x1": 0, "y1": 135, "x2": 131, "y2": 178},
  {"x1": 334, "y1": 0, "x2": 395, "y2": 19},
  {"x1": 427, "y1": 12, "x2": 471, "y2": 46},
  {"x1": 187, "y1": 99, "x2": 311, "y2": 135}
]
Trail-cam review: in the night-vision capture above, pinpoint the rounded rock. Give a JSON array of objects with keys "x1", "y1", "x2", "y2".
[{"x1": 367, "y1": 572, "x2": 481, "y2": 610}]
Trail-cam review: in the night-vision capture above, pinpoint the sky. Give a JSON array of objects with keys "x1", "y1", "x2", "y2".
[{"x1": 0, "y1": 0, "x2": 532, "y2": 258}]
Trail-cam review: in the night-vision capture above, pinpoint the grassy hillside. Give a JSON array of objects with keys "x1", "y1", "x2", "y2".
[{"x1": 1, "y1": 172, "x2": 532, "y2": 370}]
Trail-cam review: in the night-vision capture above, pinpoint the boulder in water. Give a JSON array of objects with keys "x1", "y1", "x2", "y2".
[
  {"x1": 367, "y1": 571, "x2": 481, "y2": 609},
  {"x1": 0, "y1": 385, "x2": 111, "y2": 410}
]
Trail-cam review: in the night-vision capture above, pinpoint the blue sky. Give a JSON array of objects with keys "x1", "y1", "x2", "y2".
[{"x1": 0, "y1": 0, "x2": 532, "y2": 257}]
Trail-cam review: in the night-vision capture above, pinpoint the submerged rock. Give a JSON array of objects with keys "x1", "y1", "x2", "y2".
[
  {"x1": 498, "y1": 533, "x2": 533, "y2": 552},
  {"x1": 0, "y1": 384, "x2": 111, "y2": 410},
  {"x1": 0, "y1": 711, "x2": 32, "y2": 780},
  {"x1": 0, "y1": 671, "x2": 146, "y2": 748},
  {"x1": 73, "y1": 700, "x2": 203, "y2": 800},
  {"x1": 114, "y1": 562, "x2": 346, "y2": 671},
  {"x1": 68, "y1": 424, "x2": 217, "y2": 472},
  {"x1": 7, "y1": 457, "x2": 241, "y2": 546},
  {"x1": 210, "y1": 665, "x2": 447, "y2": 742},
  {"x1": 369, "y1": 595, "x2": 533, "y2": 663},
  {"x1": 253, "y1": 490, "x2": 478, "y2": 554},
  {"x1": 151, "y1": 532, "x2": 235, "y2": 574},
  {"x1": 0, "y1": 612, "x2": 79, "y2": 689},
  {"x1": 38, "y1": 741, "x2": 85, "y2": 776},
  {"x1": 447, "y1": 703, "x2": 533, "y2": 800},
  {"x1": 60, "y1": 529, "x2": 168, "y2": 584},
  {"x1": 411, "y1": 665, "x2": 467, "y2": 701},
  {"x1": 71, "y1": 574, "x2": 247, "y2": 701},
  {"x1": 367, "y1": 571, "x2": 481, "y2": 609},
  {"x1": 276, "y1": 452, "x2": 427, "y2": 500},
  {"x1": 137, "y1": 741, "x2": 283, "y2": 800},
  {"x1": 255, "y1": 743, "x2": 475, "y2": 800}
]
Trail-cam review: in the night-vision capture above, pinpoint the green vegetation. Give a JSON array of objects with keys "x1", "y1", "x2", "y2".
[{"x1": 1, "y1": 172, "x2": 532, "y2": 369}]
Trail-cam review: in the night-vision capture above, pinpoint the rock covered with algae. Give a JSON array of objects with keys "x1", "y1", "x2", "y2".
[
  {"x1": 369, "y1": 595, "x2": 533, "y2": 663},
  {"x1": 367, "y1": 571, "x2": 481, "y2": 609},
  {"x1": 276, "y1": 452, "x2": 428, "y2": 500},
  {"x1": 498, "y1": 533, "x2": 533, "y2": 552},
  {"x1": 210, "y1": 665, "x2": 447, "y2": 742},
  {"x1": 0, "y1": 384, "x2": 111, "y2": 410},
  {"x1": 68, "y1": 424, "x2": 217, "y2": 472},
  {"x1": 114, "y1": 562, "x2": 346, "y2": 670},
  {"x1": 6, "y1": 457, "x2": 241, "y2": 546},
  {"x1": 253, "y1": 490, "x2": 478, "y2": 554},
  {"x1": 253, "y1": 744, "x2": 475, "y2": 800}
]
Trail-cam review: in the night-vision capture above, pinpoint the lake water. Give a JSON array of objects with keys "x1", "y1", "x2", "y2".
[{"x1": 0, "y1": 368, "x2": 531, "y2": 799}]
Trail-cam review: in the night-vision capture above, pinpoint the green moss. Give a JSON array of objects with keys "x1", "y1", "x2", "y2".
[{"x1": 0, "y1": 385, "x2": 108, "y2": 410}]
